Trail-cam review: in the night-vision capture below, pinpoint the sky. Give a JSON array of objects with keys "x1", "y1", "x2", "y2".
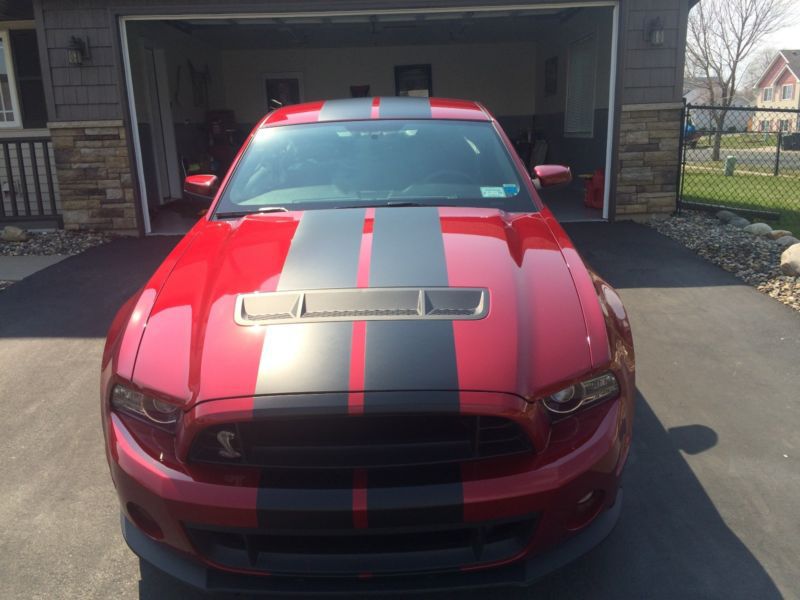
[{"x1": 763, "y1": 19, "x2": 800, "y2": 52}]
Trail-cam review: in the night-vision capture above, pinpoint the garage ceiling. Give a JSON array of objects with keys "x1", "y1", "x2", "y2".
[{"x1": 163, "y1": 8, "x2": 584, "y2": 50}]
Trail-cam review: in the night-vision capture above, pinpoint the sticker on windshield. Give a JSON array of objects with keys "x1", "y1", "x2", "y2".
[
  {"x1": 480, "y1": 187, "x2": 507, "y2": 198},
  {"x1": 502, "y1": 183, "x2": 519, "y2": 196}
]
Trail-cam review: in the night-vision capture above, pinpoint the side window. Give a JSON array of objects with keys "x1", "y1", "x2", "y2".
[
  {"x1": 0, "y1": 30, "x2": 21, "y2": 127},
  {"x1": 10, "y1": 29, "x2": 47, "y2": 129}
]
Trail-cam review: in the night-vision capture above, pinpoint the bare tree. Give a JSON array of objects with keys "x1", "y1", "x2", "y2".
[
  {"x1": 685, "y1": 0, "x2": 795, "y2": 160},
  {"x1": 742, "y1": 46, "x2": 779, "y2": 94}
]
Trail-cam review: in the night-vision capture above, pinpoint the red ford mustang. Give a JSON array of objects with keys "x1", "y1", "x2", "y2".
[{"x1": 102, "y1": 97, "x2": 634, "y2": 594}]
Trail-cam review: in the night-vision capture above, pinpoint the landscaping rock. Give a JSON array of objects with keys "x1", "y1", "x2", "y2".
[
  {"x1": 646, "y1": 210, "x2": 800, "y2": 313},
  {"x1": 776, "y1": 236, "x2": 800, "y2": 248},
  {"x1": 0, "y1": 230, "x2": 109, "y2": 257},
  {"x1": 1, "y1": 226, "x2": 29, "y2": 242},
  {"x1": 743, "y1": 222, "x2": 773, "y2": 236},
  {"x1": 716, "y1": 210, "x2": 737, "y2": 222},
  {"x1": 728, "y1": 217, "x2": 750, "y2": 228},
  {"x1": 768, "y1": 230, "x2": 793, "y2": 240},
  {"x1": 780, "y1": 244, "x2": 800, "y2": 277}
]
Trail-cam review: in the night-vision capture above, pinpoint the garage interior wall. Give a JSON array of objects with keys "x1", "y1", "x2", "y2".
[
  {"x1": 534, "y1": 7, "x2": 612, "y2": 175},
  {"x1": 126, "y1": 20, "x2": 225, "y2": 207},
  {"x1": 127, "y1": 21, "x2": 225, "y2": 124},
  {"x1": 220, "y1": 41, "x2": 538, "y2": 132}
]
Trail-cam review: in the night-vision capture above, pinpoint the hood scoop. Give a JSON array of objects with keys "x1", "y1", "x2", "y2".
[{"x1": 235, "y1": 287, "x2": 489, "y2": 326}]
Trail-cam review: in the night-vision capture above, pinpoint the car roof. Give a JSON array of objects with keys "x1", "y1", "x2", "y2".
[{"x1": 260, "y1": 97, "x2": 492, "y2": 128}]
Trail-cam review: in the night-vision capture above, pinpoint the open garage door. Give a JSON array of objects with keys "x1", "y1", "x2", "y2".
[{"x1": 120, "y1": 5, "x2": 617, "y2": 234}]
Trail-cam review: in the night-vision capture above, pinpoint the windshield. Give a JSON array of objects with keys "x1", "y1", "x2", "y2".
[{"x1": 213, "y1": 119, "x2": 534, "y2": 215}]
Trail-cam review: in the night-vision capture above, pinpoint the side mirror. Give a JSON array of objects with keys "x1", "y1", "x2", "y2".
[
  {"x1": 532, "y1": 165, "x2": 572, "y2": 189},
  {"x1": 184, "y1": 174, "x2": 219, "y2": 200}
]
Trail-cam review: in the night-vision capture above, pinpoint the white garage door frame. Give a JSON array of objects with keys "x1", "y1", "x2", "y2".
[{"x1": 119, "y1": 2, "x2": 619, "y2": 234}]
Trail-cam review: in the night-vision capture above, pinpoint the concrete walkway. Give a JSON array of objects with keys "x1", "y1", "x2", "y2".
[
  {"x1": 0, "y1": 225, "x2": 797, "y2": 599},
  {"x1": 0, "y1": 254, "x2": 66, "y2": 281}
]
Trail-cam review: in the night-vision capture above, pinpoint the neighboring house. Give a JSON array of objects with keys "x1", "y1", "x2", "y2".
[
  {"x1": 0, "y1": 0, "x2": 697, "y2": 235},
  {"x1": 682, "y1": 77, "x2": 752, "y2": 131},
  {"x1": 753, "y1": 49, "x2": 800, "y2": 133}
]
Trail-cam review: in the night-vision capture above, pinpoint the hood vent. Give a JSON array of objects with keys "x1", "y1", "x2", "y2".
[{"x1": 235, "y1": 287, "x2": 488, "y2": 325}]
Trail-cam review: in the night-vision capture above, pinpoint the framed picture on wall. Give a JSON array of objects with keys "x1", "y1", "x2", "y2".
[
  {"x1": 544, "y1": 57, "x2": 558, "y2": 96},
  {"x1": 394, "y1": 64, "x2": 433, "y2": 97},
  {"x1": 265, "y1": 73, "x2": 304, "y2": 111}
]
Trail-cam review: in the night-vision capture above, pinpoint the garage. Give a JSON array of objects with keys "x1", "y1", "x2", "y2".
[{"x1": 119, "y1": 5, "x2": 617, "y2": 234}]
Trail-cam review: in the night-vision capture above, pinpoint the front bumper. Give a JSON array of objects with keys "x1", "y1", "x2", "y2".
[
  {"x1": 108, "y1": 386, "x2": 632, "y2": 592},
  {"x1": 124, "y1": 489, "x2": 622, "y2": 595}
]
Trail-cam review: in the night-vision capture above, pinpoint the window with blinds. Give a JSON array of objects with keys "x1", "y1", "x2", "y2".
[
  {"x1": 0, "y1": 34, "x2": 20, "y2": 126},
  {"x1": 564, "y1": 33, "x2": 597, "y2": 138}
]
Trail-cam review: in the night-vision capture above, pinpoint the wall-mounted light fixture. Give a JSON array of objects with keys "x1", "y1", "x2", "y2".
[
  {"x1": 645, "y1": 17, "x2": 665, "y2": 46},
  {"x1": 67, "y1": 36, "x2": 90, "y2": 66}
]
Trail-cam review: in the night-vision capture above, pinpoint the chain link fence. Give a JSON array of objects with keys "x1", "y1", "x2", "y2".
[{"x1": 679, "y1": 104, "x2": 800, "y2": 231}]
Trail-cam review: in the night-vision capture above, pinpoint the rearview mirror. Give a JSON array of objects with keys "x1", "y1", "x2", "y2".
[
  {"x1": 532, "y1": 165, "x2": 572, "y2": 189},
  {"x1": 184, "y1": 174, "x2": 219, "y2": 200}
]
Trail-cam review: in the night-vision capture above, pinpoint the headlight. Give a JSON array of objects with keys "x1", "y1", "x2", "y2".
[
  {"x1": 542, "y1": 371, "x2": 619, "y2": 415},
  {"x1": 111, "y1": 384, "x2": 181, "y2": 429}
]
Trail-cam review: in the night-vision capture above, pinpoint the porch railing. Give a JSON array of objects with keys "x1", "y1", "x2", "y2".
[{"x1": 0, "y1": 136, "x2": 62, "y2": 227}]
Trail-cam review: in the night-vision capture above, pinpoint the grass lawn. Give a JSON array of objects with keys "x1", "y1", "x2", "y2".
[
  {"x1": 685, "y1": 159, "x2": 800, "y2": 177},
  {"x1": 694, "y1": 132, "x2": 781, "y2": 150},
  {"x1": 681, "y1": 169, "x2": 800, "y2": 233}
]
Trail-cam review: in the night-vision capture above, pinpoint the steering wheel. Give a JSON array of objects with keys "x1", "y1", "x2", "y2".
[{"x1": 422, "y1": 170, "x2": 474, "y2": 184}]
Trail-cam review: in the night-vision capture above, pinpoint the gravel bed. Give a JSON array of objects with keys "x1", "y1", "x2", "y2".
[
  {"x1": 0, "y1": 230, "x2": 110, "y2": 257},
  {"x1": 647, "y1": 210, "x2": 800, "y2": 313}
]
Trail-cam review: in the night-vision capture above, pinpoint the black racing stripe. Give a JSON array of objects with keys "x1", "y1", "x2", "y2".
[
  {"x1": 378, "y1": 96, "x2": 432, "y2": 119},
  {"x1": 257, "y1": 469, "x2": 353, "y2": 529},
  {"x1": 318, "y1": 97, "x2": 373, "y2": 122},
  {"x1": 364, "y1": 207, "x2": 459, "y2": 410},
  {"x1": 256, "y1": 209, "x2": 366, "y2": 529},
  {"x1": 364, "y1": 321, "x2": 460, "y2": 395},
  {"x1": 256, "y1": 208, "x2": 365, "y2": 400},
  {"x1": 277, "y1": 208, "x2": 365, "y2": 291},
  {"x1": 368, "y1": 207, "x2": 448, "y2": 287},
  {"x1": 256, "y1": 322, "x2": 352, "y2": 399},
  {"x1": 367, "y1": 465, "x2": 463, "y2": 528}
]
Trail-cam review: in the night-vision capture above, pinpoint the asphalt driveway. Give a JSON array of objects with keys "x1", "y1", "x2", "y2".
[{"x1": 0, "y1": 223, "x2": 797, "y2": 599}]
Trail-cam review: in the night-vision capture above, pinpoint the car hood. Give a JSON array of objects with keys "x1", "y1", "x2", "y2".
[{"x1": 131, "y1": 207, "x2": 602, "y2": 406}]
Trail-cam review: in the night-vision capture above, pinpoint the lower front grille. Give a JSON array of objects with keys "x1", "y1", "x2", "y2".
[
  {"x1": 189, "y1": 414, "x2": 533, "y2": 469},
  {"x1": 185, "y1": 515, "x2": 537, "y2": 576}
]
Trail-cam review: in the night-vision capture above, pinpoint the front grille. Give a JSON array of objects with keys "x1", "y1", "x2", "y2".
[
  {"x1": 189, "y1": 414, "x2": 532, "y2": 469},
  {"x1": 185, "y1": 515, "x2": 537, "y2": 576}
]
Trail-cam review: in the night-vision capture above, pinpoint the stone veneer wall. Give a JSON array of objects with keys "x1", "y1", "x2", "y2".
[
  {"x1": 48, "y1": 120, "x2": 138, "y2": 235},
  {"x1": 615, "y1": 103, "x2": 683, "y2": 219}
]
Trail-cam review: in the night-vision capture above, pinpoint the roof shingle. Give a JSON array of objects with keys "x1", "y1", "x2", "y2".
[{"x1": 780, "y1": 49, "x2": 800, "y2": 80}]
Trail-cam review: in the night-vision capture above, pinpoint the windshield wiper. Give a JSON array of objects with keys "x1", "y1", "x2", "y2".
[
  {"x1": 335, "y1": 199, "x2": 452, "y2": 209},
  {"x1": 215, "y1": 207, "x2": 289, "y2": 219}
]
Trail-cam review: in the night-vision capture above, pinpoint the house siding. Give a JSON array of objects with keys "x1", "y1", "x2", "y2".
[
  {"x1": 756, "y1": 69, "x2": 800, "y2": 111},
  {"x1": 32, "y1": 0, "x2": 690, "y2": 232},
  {"x1": 621, "y1": 0, "x2": 687, "y2": 105}
]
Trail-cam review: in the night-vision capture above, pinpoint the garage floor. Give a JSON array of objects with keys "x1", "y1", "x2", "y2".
[
  {"x1": 149, "y1": 199, "x2": 208, "y2": 235},
  {"x1": 540, "y1": 183, "x2": 603, "y2": 221},
  {"x1": 0, "y1": 223, "x2": 796, "y2": 599}
]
